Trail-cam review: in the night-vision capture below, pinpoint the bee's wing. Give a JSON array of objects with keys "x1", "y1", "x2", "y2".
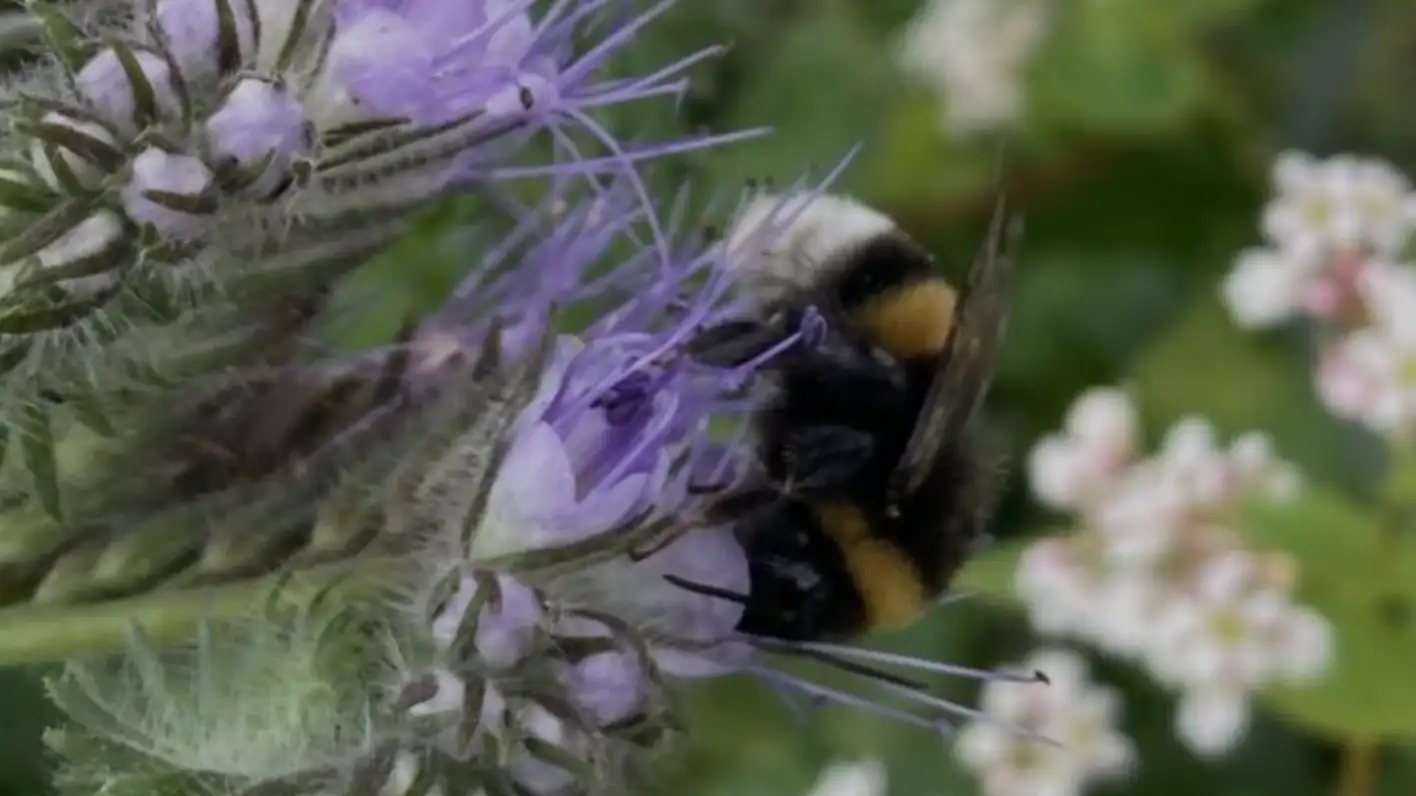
[{"x1": 887, "y1": 195, "x2": 1020, "y2": 504}]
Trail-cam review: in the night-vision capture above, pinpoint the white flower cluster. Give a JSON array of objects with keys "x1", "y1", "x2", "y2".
[
  {"x1": 1221, "y1": 153, "x2": 1416, "y2": 439},
  {"x1": 895, "y1": 0, "x2": 1050, "y2": 136},
  {"x1": 803, "y1": 760, "x2": 887, "y2": 796},
  {"x1": 957, "y1": 648, "x2": 1133, "y2": 796},
  {"x1": 1020, "y1": 387, "x2": 1332, "y2": 757}
]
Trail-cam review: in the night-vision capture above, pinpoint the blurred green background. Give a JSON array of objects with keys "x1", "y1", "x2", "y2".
[{"x1": 6, "y1": 0, "x2": 1416, "y2": 794}]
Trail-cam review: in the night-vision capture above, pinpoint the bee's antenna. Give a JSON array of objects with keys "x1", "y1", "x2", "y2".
[
  {"x1": 754, "y1": 638, "x2": 1051, "y2": 686},
  {"x1": 747, "y1": 654, "x2": 1058, "y2": 748},
  {"x1": 765, "y1": 645, "x2": 931, "y2": 691},
  {"x1": 746, "y1": 664, "x2": 956, "y2": 737}
]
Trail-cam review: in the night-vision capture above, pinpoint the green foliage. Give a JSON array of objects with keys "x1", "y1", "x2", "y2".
[
  {"x1": 700, "y1": 0, "x2": 904, "y2": 194},
  {"x1": 1028, "y1": 0, "x2": 1207, "y2": 133},
  {"x1": 18, "y1": 404, "x2": 60, "y2": 522},
  {"x1": 953, "y1": 536, "x2": 1036, "y2": 607},
  {"x1": 1132, "y1": 294, "x2": 1375, "y2": 491}
]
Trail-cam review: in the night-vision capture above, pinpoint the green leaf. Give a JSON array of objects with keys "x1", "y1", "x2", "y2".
[
  {"x1": 1236, "y1": 488, "x2": 1416, "y2": 741},
  {"x1": 1028, "y1": 0, "x2": 1207, "y2": 133},
  {"x1": 1381, "y1": 447, "x2": 1416, "y2": 509},
  {"x1": 706, "y1": 0, "x2": 903, "y2": 193},
  {"x1": 18, "y1": 402, "x2": 61, "y2": 522},
  {"x1": 1131, "y1": 294, "x2": 1365, "y2": 491},
  {"x1": 1143, "y1": 0, "x2": 1268, "y2": 27},
  {"x1": 953, "y1": 534, "x2": 1059, "y2": 606},
  {"x1": 863, "y1": 94, "x2": 1002, "y2": 209}
]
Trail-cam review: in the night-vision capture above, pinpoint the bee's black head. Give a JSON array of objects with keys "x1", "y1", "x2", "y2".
[{"x1": 827, "y1": 232, "x2": 937, "y2": 315}]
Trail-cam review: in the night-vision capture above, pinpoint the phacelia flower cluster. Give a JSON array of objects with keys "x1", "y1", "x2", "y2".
[
  {"x1": 0, "y1": 0, "x2": 738, "y2": 412},
  {"x1": 895, "y1": 0, "x2": 1051, "y2": 136},
  {"x1": 13, "y1": 4, "x2": 1054, "y2": 793},
  {"x1": 957, "y1": 648, "x2": 1133, "y2": 796},
  {"x1": 1020, "y1": 387, "x2": 1332, "y2": 756},
  {"x1": 41, "y1": 165, "x2": 1044, "y2": 794},
  {"x1": 1220, "y1": 153, "x2": 1416, "y2": 440}
]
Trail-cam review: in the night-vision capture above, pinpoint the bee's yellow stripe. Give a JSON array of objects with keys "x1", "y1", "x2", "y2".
[
  {"x1": 850, "y1": 280, "x2": 957, "y2": 362},
  {"x1": 812, "y1": 502, "x2": 928, "y2": 633}
]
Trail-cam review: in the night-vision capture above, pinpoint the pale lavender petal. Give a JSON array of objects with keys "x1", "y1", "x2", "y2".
[
  {"x1": 553, "y1": 471, "x2": 646, "y2": 535},
  {"x1": 325, "y1": 10, "x2": 435, "y2": 118},
  {"x1": 557, "y1": 651, "x2": 645, "y2": 727},
  {"x1": 475, "y1": 576, "x2": 545, "y2": 669},
  {"x1": 498, "y1": 421, "x2": 578, "y2": 522}
]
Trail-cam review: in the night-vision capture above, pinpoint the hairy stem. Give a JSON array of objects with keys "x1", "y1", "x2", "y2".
[{"x1": 0, "y1": 557, "x2": 384, "y2": 666}]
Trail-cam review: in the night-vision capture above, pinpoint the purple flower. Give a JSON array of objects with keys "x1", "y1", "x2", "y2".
[
  {"x1": 327, "y1": 0, "x2": 540, "y2": 123},
  {"x1": 203, "y1": 78, "x2": 314, "y2": 198},
  {"x1": 428, "y1": 175, "x2": 1058, "y2": 733},
  {"x1": 321, "y1": 0, "x2": 766, "y2": 183}
]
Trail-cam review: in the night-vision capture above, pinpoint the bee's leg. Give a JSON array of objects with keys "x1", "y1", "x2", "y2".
[
  {"x1": 778, "y1": 425, "x2": 875, "y2": 495},
  {"x1": 699, "y1": 484, "x2": 783, "y2": 523},
  {"x1": 627, "y1": 484, "x2": 781, "y2": 562},
  {"x1": 685, "y1": 319, "x2": 786, "y2": 368},
  {"x1": 626, "y1": 521, "x2": 697, "y2": 562}
]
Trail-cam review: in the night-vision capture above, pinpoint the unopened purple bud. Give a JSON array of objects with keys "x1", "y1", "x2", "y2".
[
  {"x1": 430, "y1": 572, "x2": 544, "y2": 668},
  {"x1": 75, "y1": 47, "x2": 184, "y2": 136},
  {"x1": 0, "y1": 210, "x2": 127, "y2": 299},
  {"x1": 474, "y1": 577, "x2": 544, "y2": 668},
  {"x1": 204, "y1": 77, "x2": 312, "y2": 198},
  {"x1": 252, "y1": 0, "x2": 331, "y2": 73},
  {"x1": 120, "y1": 148, "x2": 216, "y2": 240},
  {"x1": 483, "y1": 7, "x2": 536, "y2": 65},
  {"x1": 405, "y1": 668, "x2": 467, "y2": 717},
  {"x1": 556, "y1": 651, "x2": 645, "y2": 727},
  {"x1": 28, "y1": 112, "x2": 119, "y2": 191},
  {"x1": 150, "y1": 0, "x2": 257, "y2": 83},
  {"x1": 322, "y1": 9, "x2": 433, "y2": 121},
  {"x1": 508, "y1": 705, "x2": 589, "y2": 795}
]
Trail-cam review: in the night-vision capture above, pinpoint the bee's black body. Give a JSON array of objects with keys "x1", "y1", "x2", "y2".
[{"x1": 687, "y1": 196, "x2": 1017, "y2": 643}]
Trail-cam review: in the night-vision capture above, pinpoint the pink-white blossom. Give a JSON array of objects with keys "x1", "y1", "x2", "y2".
[{"x1": 957, "y1": 648, "x2": 1134, "y2": 796}]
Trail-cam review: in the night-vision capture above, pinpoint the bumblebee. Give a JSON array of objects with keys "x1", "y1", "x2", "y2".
[{"x1": 669, "y1": 189, "x2": 1019, "y2": 645}]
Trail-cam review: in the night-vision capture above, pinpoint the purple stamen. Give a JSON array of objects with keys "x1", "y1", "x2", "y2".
[
  {"x1": 593, "y1": 370, "x2": 655, "y2": 427},
  {"x1": 723, "y1": 327, "x2": 804, "y2": 391},
  {"x1": 798, "y1": 306, "x2": 828, "y2": 348}
]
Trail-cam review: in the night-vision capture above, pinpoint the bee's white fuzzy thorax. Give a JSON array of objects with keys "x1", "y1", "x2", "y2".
[{"x1": 724, "y1": 192, "x2": 899, "y2": 308}]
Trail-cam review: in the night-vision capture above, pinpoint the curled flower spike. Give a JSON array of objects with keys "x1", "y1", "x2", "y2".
[
  {"x1": 0, "y1": 0, "x2": 762, "y2": 528},
  {"x1": 28, "y1": 170, "x2": 1053, "y2": 794}
]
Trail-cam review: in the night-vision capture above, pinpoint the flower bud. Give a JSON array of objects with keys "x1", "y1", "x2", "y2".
[
  {"x1": 149, "y1": 0, "x2": 258, "y2": 85},
  {"x1": 26, "y1": 111, "x2": 122, "y2": 193},
  {"x1": 252, "y1": 0, "x2": 331, "y2": 73},
  {"x1": 120, "y1": 148, "x2": 217, "y2": 241},
  {"x1": 0, "y1": 209, "x2": 129, "y2": 328},
  {"x1": 556, "y1": 650, "x2": 645, "y2": 727},
  {"x1": 204, "y1": 76, "x2": 313, "y2": 199},
  {"x1": 0, "y1": 166, "x2": 52, "y2": 218},
  {"x1": 507, "y1": 705, "x2": 591, "y2": 795},
  {"x1": 429, "y1": 571, "x2": 545, "y2": 669},
  {"x1": 75, "y1": 45, "x2": 185, "y2": 136}
]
